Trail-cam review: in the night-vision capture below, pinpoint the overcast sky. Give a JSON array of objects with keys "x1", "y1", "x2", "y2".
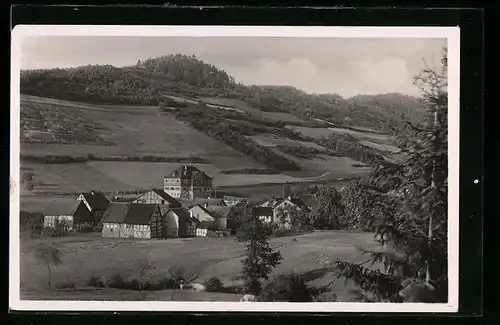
[{"x1": 21, "y1": 36, "x2": 446, "y2": 98}]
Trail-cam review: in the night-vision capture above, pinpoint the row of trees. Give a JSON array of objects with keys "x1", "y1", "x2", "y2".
[{"x1": 21, "y1": 53, "x2": 428, "y2": 134}]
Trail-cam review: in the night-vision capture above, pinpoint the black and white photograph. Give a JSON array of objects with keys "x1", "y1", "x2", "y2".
[{"x1": 10, "y1": 26, "x2": 460, "y2": 313}]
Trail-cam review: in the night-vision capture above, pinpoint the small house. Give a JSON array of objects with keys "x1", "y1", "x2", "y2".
[
  {"x1": 222, "y1": 196, "x2": 245, "y2": 207},
  {"x1": 259, "y1": 196, "x2": 310, "y2": 228},
  {"x1": 76, "y1": 191, "x2": 110, "y2": 224},
  {"x1": 188, "y1": 204, "x2": 229, "y2": 230},
  {"x1": 44, "y1": 200, "x2": 93, "y2": 230},
  {"x1": 252, "y1": 207, "x2": 274, "y2": 224},
  {"x1": 101, "y1": 203, "x2": 161, "y2": 239},
  {"x1": 132, "y1": 189, "x2": 182, "y2": 208}
]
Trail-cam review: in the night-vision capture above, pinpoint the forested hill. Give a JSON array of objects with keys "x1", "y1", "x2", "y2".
[{"x1": 20, "y1": 54, "x2": 427, "y2": 133}]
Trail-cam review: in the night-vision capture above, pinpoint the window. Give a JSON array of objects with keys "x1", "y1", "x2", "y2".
[{"x1": 161, "y1": 200, "x2": 165, "y2": 204}]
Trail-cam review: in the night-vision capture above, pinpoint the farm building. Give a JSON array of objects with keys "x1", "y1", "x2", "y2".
[
  {"x1": 181, "y1": 198, "x2": 227, "y2": 209},
  {"x1": 101, "y1": 203, "x2": 199, "y2": 239},
  {"x1": 222, "y1": 196, "x2": 245, "y2": 207},
  {"x1": 76, "y1": 191, "x2": 110, "y2": 224},
  {"x1": 163, "y1": 165, "x2": 213, "y2": 199},
  {"x1": 43, "y1": 200, "x2": 92, "y2": 230},
  {"x1": 161, "y1": 207, "x2": 200, "y2": 238},
  {"x1": 259, "y1": 196, "x2": 310, "y2": 229},
  {"x1": 132, "y1": 189, "x2": 182, "y2": 208},
  {"x1": 252, "y1": 207, "x2": 274, "y2": 223},
  {"x1": 188, "y1": 204, "x2": 229, "y2": 230}
]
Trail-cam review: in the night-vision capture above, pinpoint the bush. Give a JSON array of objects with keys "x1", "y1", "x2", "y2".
[
  {"x1": 204, "y1": 277, "x2": 224, "y2": 292},
  {"x1": 313, "y1": 291, "x2": 338, "y2": 302},
  {"x1": 55, "y1": 281, "x2": 76, "y2": 290},
  {"x1": 106, "y1": 273, "x2": 125, "y2": 288},
  {"x1": 87, "y1": 275, "x2": 105, "y2": 288},
  {"x1": 260, "y1": 273, "x2": 313, "y2": 302},
  {"x1": 149, "y1": 277, "x2": 176, "y2": 290},
  {"x1": 167, "y1": 265, "x2": 186, "y2": 283}
]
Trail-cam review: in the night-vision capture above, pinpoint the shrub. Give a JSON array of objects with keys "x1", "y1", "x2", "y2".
[
  {"x1": 167, "y1": 265, "x2": 186, "y2": 283},
  {"x1": 313, "y1": 291, "x2": 338, "y2": 302},
  {"x1": 204, "y1": 277, "x2": 224, "y2": 292},
  {"x1": 87, "y1": 275, "x2": 105, "y2": 288},
  {"x1": 106, "y1": 273, "x2": 125, "y2": 288},
  {"x1": 55, "y1": 281, "x2": 76, "y2": 290},
  {"x1": 149, "y1": 277, "x2": 176, "y2": 290},
  {"x1": 260, "y1": 273, "x2": 313, "y2": 302}
]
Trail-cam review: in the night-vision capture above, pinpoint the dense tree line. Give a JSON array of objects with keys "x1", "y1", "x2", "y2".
[
  {"x1": 318, "y1": 133, "x2": 386, "y2": 165},
  {"x1": 174, "y1": 109, "x2": 302, "y2": 171},
  {"x1": 22, "y1": 54, "x2": 428, "y2": 135}
]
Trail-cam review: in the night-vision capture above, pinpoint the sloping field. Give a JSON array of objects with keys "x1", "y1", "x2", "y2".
[
  {"x1": 249, "y1": 134, "x2": 328, "y2": 151},
  {"x1": 198, "y1": 96, "x2": 306, "y2": 123},
  {"x1": 20, "y1": 161, "x2": 137, "y2": 196},
  {"x1": 287, "y1": 125, "x2": 395, "y2": 145},
  {"x1": 20, "y1": 95, "x2": 266, "y2": 169},
  {"x1": 20, "y1": 231, "x2": 383, "y2": 302}
]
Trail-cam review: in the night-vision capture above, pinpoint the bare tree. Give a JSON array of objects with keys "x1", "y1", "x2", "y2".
[{"x1": 35, "y1": 244, "x2": 64, "y2": 289}]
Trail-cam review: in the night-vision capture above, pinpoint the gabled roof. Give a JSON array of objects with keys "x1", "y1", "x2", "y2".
[
  {"x1": 102, "y1": 203, "x2": 158, "y2": 225},
  {"x1": 151, "y1": 189, "x2": 182, "y2": 207},
  {"x1": 268, "y1": 197, "x2": 310, "y2": 211},
  {"x1": 181, "y1": 198, "x2": 226, "y2": 209},
  {"x1": 45, "y1": 200, "x2": 83, "y2": 216},
  {"x1": 79, "y1": 192, "x2": 110, "y2": 210},
  {"x1": 165, "y1": 165, "x2": 212, "y2": 180},
  {"x1": 205, "y1": 205, "x2": 231, "y2": 219},
  {"x1": 171, "y1": 207, "x2": 199, "y2": 224}
]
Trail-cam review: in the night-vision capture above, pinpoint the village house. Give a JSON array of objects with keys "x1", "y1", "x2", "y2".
[
  {"x1": 181, "y1": 198, "x2": 227, "y2": 209},
  {"x1": 252, "y1": 206, "x2": 274, "y2": 224},
  {"x1": 43, "y1": 200, "x2": 93, "y2": 230},
  {"x1": 259, "y1": 196, "x2": 310, "y2": 229},
  {"x1": 163, "y1": 165, "x2": 213, "y2": 200},
  {"x1": 222, "y1": 195, "x2": 245, "y2": 207},
  {"x1": 75, "y1": 191, "x2": 110, "y2": 225},
  {"x1": 101, "y1": 203, "x2": 161, "y2": 239},
  {"x1": 101, "y1": 203, "x2": 199, "y2": 239},
  {"x1": 188, "y1": 204, "x2": 230, "y2": 230},
  {"x1": 132, "y1": 188, "x2": 182, "y2": 208}
]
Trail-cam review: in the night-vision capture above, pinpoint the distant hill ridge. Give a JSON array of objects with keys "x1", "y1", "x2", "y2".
[{"x1": 20, "y1": 53, "x2": 427, "y2": 133}]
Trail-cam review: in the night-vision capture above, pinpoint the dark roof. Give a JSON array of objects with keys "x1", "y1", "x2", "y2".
[
  {"x1": 268, "y1": 197, "x2": 310, "y2": 211},
  {"x1": 151, "y1": 189, "x2": 182, "y2": 207},
  {"x1": 102, "y1": 203, "x2": 158, "y2": 225},
  {"x1": 171, "y1": 207, "x2": 199, "y2": 224},
  {"x1": 205, "y1": 205, "x2": 231, "y2": 219},
  {"x1": 80, "y1": 192, "x2": 110, "y2": 210},
  {"x1": 45, "y1": 200, "x2": 83, "y2": 216},
  {"x1": 125, "y1": 204, "x2": 158, "y2": 224},
  {"x1": 181, "y1": 198, "x2": 226, "y2": 209},
  {"x1": 165, "y1": 165, "x2": 212, "y2": 180},
  {"x1": 252, "y1": 207, "x2": 273, "y2": 217}
]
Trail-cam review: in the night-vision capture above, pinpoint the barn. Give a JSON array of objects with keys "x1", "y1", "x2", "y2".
[
  {"x1": 101, "y1": 203, "x2": 161, "y2": 239},
  {"x1": 76, "y1": 191, "x2": 110, "y2": 224},
  {"x1": 132, "y1": 189, "x2": 182, "y2": 208},
  {"x1": 43, "y1": 200, "x2": 93, "y2": 230}
]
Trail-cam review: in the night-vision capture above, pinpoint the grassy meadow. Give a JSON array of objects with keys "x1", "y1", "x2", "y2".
[{"x1": 20, "y1": 231, "x2": 383, "y2": 302}]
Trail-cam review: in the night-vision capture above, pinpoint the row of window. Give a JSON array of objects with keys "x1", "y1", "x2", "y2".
[{"x1": 164, "y1": 179, "x2": 212, "y2": 185}]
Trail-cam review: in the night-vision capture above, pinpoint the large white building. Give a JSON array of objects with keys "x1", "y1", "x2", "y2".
[{"x1": 163, "y1": 165, "x2": 213, "y2": 200}]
